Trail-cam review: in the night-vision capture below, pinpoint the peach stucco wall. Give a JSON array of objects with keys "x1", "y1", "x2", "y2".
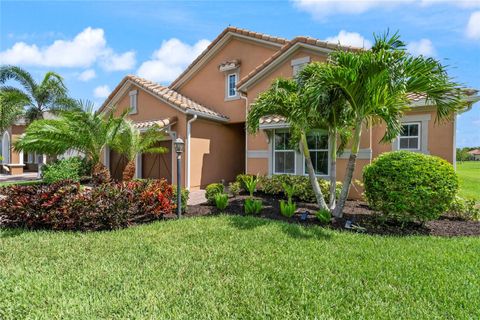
[
  {"x1": 177, "y1": 37, "x2": 280, "y2": 123},
  {"x1": 190, "y1": 119, "x2": 245, "y2": 189}
]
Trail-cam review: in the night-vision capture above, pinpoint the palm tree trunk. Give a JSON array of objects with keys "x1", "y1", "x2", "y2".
[
  {"x1": 122, "y1": 160, "x2": 136, "y2": 181},
  {"x1": 92, "y1": 162, "x2": 111, "y2": 185},
  {"x1": 300, "y1": 132, "x2": 329, "y2": 211},
  {"x1": 329, "y1": 130, "x2": 337, "y2": 210},
  {"x1": 333, "y1": 122, "x2": 362, "y2": 218}
]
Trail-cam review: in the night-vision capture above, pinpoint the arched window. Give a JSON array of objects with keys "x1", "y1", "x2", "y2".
[{"x1": 1, "y1": 131, "x2": 11, "y2": 164}]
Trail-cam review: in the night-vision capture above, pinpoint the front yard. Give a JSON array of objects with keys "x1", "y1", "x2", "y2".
[{"x1": 1, "y1": 215, "x2": 479, "y2": 319}]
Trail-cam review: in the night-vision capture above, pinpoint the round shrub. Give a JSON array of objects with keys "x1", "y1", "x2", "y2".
[
  {"x1": 363, "y1": 151, "x2": 458, "y2": 223},
  {"x1": 205, "y1": 183, "x2": 224, "y2": 204}
]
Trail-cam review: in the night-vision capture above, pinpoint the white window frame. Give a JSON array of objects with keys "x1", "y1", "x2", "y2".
[
  {"x1": 273, "y1": 129, "x2": 296, "y2": 175},
  {"x1": 225, "y1": 72, "x2": 239, "y2": 100},
  {"x1": 398, "y1": 122, "x2": 421, "y2": 151},
  {"x1": 129, "y1": 90, "x2": 138, "y2": 114},
  {"x1": 302, "y1": 130, "x2": 329, "y2": 177}
]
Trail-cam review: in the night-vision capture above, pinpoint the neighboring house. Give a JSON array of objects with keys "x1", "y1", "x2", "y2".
[
  {"x1": 97, "y1": 26, "x2": 479, "y2": 198},
  {"x1": 468, "y1": 149, "x2": 480, "y2": 160}
]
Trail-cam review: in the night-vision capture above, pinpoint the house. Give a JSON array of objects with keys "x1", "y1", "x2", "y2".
[
  {"x1": 468, "y1": 149, "x2": 480, "y2": 160},
  {"x1": 95, "y1": 26, "x2": 478, "y2": 198}
]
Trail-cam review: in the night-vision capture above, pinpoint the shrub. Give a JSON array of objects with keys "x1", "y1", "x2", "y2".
[
  {"x1": 363, "y1": 151, "x2": 458, "y2": 223},
  {"x1": 259, "y1": 174, "x2": 341, "y2": 203},
  {"x1": 244, "y1": 198, "x2": 262, "y2": 215},
  {"x1": 42, "y1": 157, "x2": 86, "y2": 184},
  {"x1": 172, "y1": 185, "x2": 190, "y2": 213},
  {"x1": 280, "y1": 200, "x2": 296, "y2": 218},
  {"x1": 449, "y1": 196, "x2": 480, "y2": 221},
  {"x1": 214, "y1": 193, "x2": 229, "y2": 210},
  {"x1": 0, "y1": 179, "x2": 174, "y2": 231},
  {"x1": 228, "y1": 181, "x2": 241, "y2": 197},
  {"x1": 236, "y1": 174, "x2": 255, "y2": 190},
  {"x1": 315, "y1": 209, "x2": 331, "y2": 224},
  {"x1": 205, "y1": 183, "x2": 224, "y2": 204},
  {"x1": 242, "y1": 175, "x2": 258, "y2": 197}
]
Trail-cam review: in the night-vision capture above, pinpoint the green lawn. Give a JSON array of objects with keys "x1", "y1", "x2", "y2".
[
  {"x1": 1, "y1": 216, "x2": 479, "y2": 319},
  {"x1": 0, "y1": 180, "x2": 42, "y2": 187},
  {"x1": 457, "y1": 161, "x2": 480, "y2": 200}
]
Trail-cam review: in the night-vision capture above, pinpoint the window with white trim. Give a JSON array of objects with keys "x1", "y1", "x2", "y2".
[
  {"x1": 129, "y1": 90, "x2": 138, "y2": 114},
  {"x1": 227, "y1": 73, "x2": 237, "y2": 98},
  {"x1": 273, "y1": 129, "x2": 295, "y2": 174},
  {"x1": 304, "y1": 130, "x2": 329, "y2": 175},
  {"x1": 399, "y1": 122, "x2": 420, "y2": 150}
]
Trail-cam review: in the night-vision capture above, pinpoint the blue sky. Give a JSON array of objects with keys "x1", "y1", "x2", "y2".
[{"x1": 1, "y1": 0, "x2": 479, "y2": 147}]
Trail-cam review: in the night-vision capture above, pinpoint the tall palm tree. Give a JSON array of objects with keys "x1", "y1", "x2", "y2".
[
  {"x1": 0, "y1": 90, "x2": 25, "y2": 133},
  {"x1": 247, "y1": 78, "x2": 330, "y2": 211},
  {"x1": 0, "y1": 65, "x2": 76, "y2": 123},
  {"x1": 110, "y1": 120, "x2": 168, "y2": 181},
  {"x1": 310, "y1": 32, "x2": 462, "y2": 217},
  {"x1": 14, "y1": 101, "x2": 125, "y2": 182}
]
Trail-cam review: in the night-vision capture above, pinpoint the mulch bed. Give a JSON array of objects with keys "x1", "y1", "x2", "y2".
[{"x1": 180, "y1": 193, "x2": 480, "y2": 237}]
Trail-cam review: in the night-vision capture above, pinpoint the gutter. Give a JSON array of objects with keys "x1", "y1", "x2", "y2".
[
  {"x1": 240, "y1": 92, "x2": 249, "y2": 174},
  {"x1": 186, "y1": 115, "x2": 198, "y2": 190}
]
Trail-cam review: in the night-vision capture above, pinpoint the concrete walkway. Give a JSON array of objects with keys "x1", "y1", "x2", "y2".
[
  {"x1": 187, "y1": 189, "x2": 207, "y2": 205},
  {"x1": 0, "y1": 172, "x2": 39, "y2": 183}
]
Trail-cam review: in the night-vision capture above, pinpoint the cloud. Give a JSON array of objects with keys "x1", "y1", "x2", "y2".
[
  {"x1": 325, "y1": 30, "x2": 372, "y2": 48},
  {"x1": 466, "y1": 11, "x2": 480, "y2": 39},
  {"x1": 0, "y1": 27, "x2": 136, "y2": 71},
  {"x1": 78, "y1": 69, "x2": 96, "y2": 81},
  {"x1": 93, "y1": 85, "x2": 111, "y2": 99},
  {"x1": 407, "y1": 39, "x2": 436, "y2": 56},
  {"x1": 292, "y1": 0, "x2": 480, "y2": 19},
  {"x1": 137, "y1": 38, "x2": 210, "y2": 83}
]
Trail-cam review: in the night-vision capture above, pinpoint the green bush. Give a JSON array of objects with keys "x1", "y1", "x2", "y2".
[
  {"x1": 280, "y1": 200, "x2": 296, "y2": 218},
  {"x1": 236, "y1": 174, "x2": 255, "y2": 190},
  {"x1": 205, "y1": 183, "x2": 224, "y2": 204},
  {"x1": 244, "y1": 198, "x2": 262, "y2": 215},
  {"x1": 363, "y1": 151, "x2": 458, "y2": 223},
  {"x1": 449, "y1": 196, "x2": 480, "y2": 221},
  {"x1": 315, "y1": 209, "x2": 331, "y2": 224},
  {"x1": 172, "y1": 186, "x2": 190, "y2": 213},
  {"x1": 242, "y1": 175, "x2": 258, "y2": 197},
  {"x1": 42, "y1": 157, "x2": 89, "y2": 184},
  {"x1": 228, "y1": 181, "x2": 241, "y2": 197},
  {"x1": 214, "y1": 193, "x2": 229, "y2": 210},
  {"x1": 258, "y1": 174, "x2": 341, "y2": 203}
]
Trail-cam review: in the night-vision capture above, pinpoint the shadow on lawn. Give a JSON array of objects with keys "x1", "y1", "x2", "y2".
[
  {"x1": 227, "y1": 215, "x2": 331, "y2": 240},
  {"x1": 0, "y1": 228, "x2": 27, "y2": 238}
]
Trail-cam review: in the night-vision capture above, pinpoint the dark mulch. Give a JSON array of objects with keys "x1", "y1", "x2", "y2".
[{"x1": 182, "y1": 193, "x2": 480, "y2": 237}]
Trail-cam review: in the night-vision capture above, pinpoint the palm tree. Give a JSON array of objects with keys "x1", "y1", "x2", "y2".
[
  {"x1": 310, "y1": 32, "x2": 462, "y2": 217},
  {"x1": 0, "y1": 90, "x2": 25, "y2": 133},
  {"x1": 247, "y1": 78, "x2": 330, "y2": 211},
  {"x1": 298, "y1": 63, "x2": 352, "y2": 210},
  {"x1": 14, "y1": 101, "x2": 125, "y2": 183},
  {"x1": 110, "y1": 120, "x2": 168, "y2": 181},
  {"x1": 0, "y1": 65, "x2": 76, "y2": 123}
]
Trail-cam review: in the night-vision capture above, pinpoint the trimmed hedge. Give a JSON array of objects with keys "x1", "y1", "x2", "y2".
[
  {"x1": 0, "y1": 179, "x2": 174, "y2": 231},
  {"x1": 363, "y1": 151, "x2": 458, "y2": 223}
]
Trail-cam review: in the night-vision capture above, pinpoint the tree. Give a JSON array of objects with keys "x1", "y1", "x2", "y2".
[
  {"x1": 456, "y1": 148, "x2": 470, "y2": 162},
  {"x1": 14, "y1": 101, "x2": 125, "y2": 183},
  {"x1": 110, "y1": 120, "x2": 168, "y2": 181},
  {"x1": 0, "y1": 65, "x2": 76, "y2": 123},
  {"x1": 308, "y1": 32, "x2": 461, "y2": 217},
  {"x1": 0, "y1": 90, "x2": 25, "y2": 133},
  {"x1": 247, "y1": 78, "x2": 330, "y2": 211}
]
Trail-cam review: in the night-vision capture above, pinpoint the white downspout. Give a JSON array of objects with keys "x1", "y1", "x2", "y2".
[
  {"x1": 240, "y1": 92, "x2": 248, "y2": 174},
  {"x1": 186, "y1": 115, "x2": 198, "y2": 190}
]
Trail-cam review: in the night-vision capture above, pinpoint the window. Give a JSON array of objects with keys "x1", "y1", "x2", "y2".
[
  {"x1": 291, "y1": 56, "x2": 310, "y2": 76},
  {"x1": 399, "y1": 123, "x2": 420, "y2": 150},
  {"x1": 227, "y1": 73, "x2": 237, "y2": 98},
  {"x1": 129, "y1": 90, "x2": 138, "y2": 114},
  {"x1": 304, "y1": 131, "x2": 329, "y2": 175},
  {"x1": 273, "y1": 129, "x2": 295, "y2": 174}
]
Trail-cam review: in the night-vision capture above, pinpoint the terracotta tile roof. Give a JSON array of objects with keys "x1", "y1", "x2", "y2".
[
  {"x1": 134, "y1": 117, "x2": 177, "y2": 130},
  {"x1": 468, "y1": 149, "x2": 480, "y2": 155},
  {"x1": 237, "y1": 36, "x2": 362, "y2": 90},
  {"x1": 99, "y1": 75, "x2": 228, "y2": 121},
  {"x1": 169, "y1": 26, "x2": 288, "y2": 89},
  {"x1": 259, "y1": 115, "x2": 287, "y2": 125}
]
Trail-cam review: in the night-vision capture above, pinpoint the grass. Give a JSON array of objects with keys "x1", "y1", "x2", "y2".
[
  {"x1": 457, "y1": 161, "x2": 480, "y2": 200},
  {"x1": 0, "y1": 180, "x2": 42, "y2": 187},
  {"x1": 1, "y1": 216, "x2": 479, "y2": 319}
]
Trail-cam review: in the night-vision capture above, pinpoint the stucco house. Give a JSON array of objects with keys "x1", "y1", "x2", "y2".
[
  {"x1": 468, "y1": 149, "x2": 480, "y2": 161},
  {"x1": 97, "y1": 26, "x2": 478, "y2": 197}
]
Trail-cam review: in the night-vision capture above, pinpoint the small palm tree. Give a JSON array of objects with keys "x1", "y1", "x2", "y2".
[
  {"x1": 247, "y1": 78, "x2": 330, "y2": 211},
  {"x1": 0, "y1": 65, "x2": 76, "y2": 123},
  {"x1": 110, "y1": 120, "x2": 168, "y2": 181},
  {"x1": 14, "y1": 101, "x2": 125, "y2": 182},
  {"x1": 311, "y1": 32, "x2": 462, "y2": 217}
]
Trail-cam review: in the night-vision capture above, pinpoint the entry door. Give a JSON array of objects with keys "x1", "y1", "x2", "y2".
[{"x1": 141, "y1": 140, "x2": 172, "y2": 183}]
